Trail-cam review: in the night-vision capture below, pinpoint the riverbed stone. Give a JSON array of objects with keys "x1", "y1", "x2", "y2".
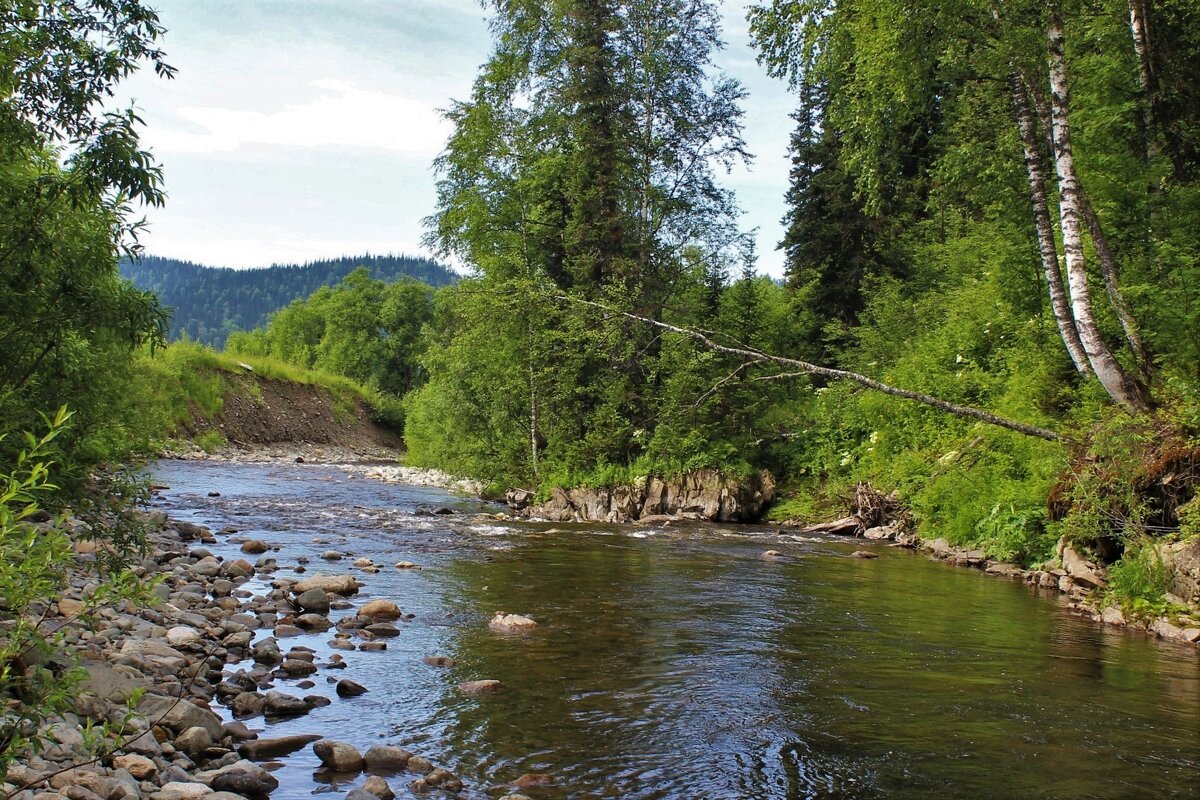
[
  {"x1": 231, "y1": 692, "x2": 265, "y2": 717},
  {"x1": 850, "y1": 550, "x2": 877, "y2": 559},
  {"x1": 357, "y1": 599, "x2": 401, "y2": 621},
  {"x1": 263, "y1": 691, "x2": 309, "y2": 717},
  {"x1": 295, "y1": 588, "x2": 331, "y2": 614},
  {"x1": 165, "y1": 626, "x2": 201, "y2": 648},
  {"x1": 295, "y1": 614, "x2": 332, "y2": 631},
  {"x1": 1101, "y1": 606, "x2": 1126, "y2": 626},
  {"x1": 359, "y1": 775, "x2": 394, "y2": 799},
  {"x1": 489, "y1": 613, "x2": 536, "y2": 632},
  {"x1": 291, "y1": 575, "x2": 359, "y2": 596},
  {"x1": 313, "y1": 740, "x2": 365, "y2": 772},
  {"x1": 112, "y1": 754, "x2": 156, "y2": 780},
  {"x1": 173, "y1": 726, "x2": 213, "y2": 757},
  {"x1": 238, "y1": 734, "x2": 322, "y2": 761},
  {"x1": 422, "y1": 655, "x2": 454, "y2": 668},
  {"x1": 336, "y1": 679, "x2": 367, "y2": 697},
  {"x1": 458, "y1": 679, "x2": 503, "y2": 696},
  {"x1": 137, "y1": 694, "x2": 224, "y2": 739},
  {"x1": 209, "y1": 761, "x2": 279, "y2": 798},
  {"x1": 241, "y1": 540, "x2": 268, "y2": 555},
  {"x1": 156, "y1": 782, "x2": 210, "y2": 800},
  {"x1": 362, "y1": 746, "x2": 411, "y2": 772},
  {"x1": 281, "y1": 659, "x2": 318, "y2": 677}
]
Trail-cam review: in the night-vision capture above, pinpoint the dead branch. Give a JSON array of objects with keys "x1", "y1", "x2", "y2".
[{"x1": 556, "y1": 296, "x2": 1071, "y2": 443}]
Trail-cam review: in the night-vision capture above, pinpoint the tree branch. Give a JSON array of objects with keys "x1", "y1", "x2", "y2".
[{"x1": 555, "y1": 294, "x2": 1071, "y2": 443}]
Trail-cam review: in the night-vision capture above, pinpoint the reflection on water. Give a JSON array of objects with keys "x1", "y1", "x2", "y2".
[{"x1": 152, "y1": 461, "x2": 1200, "y2": 800}]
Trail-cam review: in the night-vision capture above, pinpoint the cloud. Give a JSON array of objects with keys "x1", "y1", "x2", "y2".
[{"x1": 149, "y1": 79, "x2": 450, "y2": 155}]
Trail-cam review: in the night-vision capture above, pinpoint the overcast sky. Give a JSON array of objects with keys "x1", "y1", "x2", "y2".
[{"x1": 117, "y1": 0, "x2": 796, "y2": 277}]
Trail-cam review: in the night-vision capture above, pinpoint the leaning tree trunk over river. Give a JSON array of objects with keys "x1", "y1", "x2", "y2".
[
  {"x1": 1047, "y1": 13, "x2": 1151, "y2": 413},
  {"x1": 556, "y1": 295, "x2": 1069, "y2": 443}
]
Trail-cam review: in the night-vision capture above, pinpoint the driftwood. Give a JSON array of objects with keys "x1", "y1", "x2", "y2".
[{"x1": 797, "y1": 516, "x2": 858, "y2": 534}]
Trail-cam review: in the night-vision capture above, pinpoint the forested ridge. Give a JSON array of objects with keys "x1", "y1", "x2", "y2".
[{"x1": 119, "y1": 253, "x2": 456, "y2": 347}]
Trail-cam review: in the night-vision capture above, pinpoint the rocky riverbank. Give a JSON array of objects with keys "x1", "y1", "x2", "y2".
[
  {"x1": 510, "y1": 468, "x2": 776, "y2": 524},
  {"x1": 783, "y1": 514, "x2": 1200, "y2": 649},
  {"x1": 2, "y1": 509, "x2": 537, "y2": 800}
]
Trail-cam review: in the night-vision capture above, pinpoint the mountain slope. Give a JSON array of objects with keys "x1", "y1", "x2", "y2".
[{"x1": 121, "y1": 253, "x2": 458, "y2": 347}]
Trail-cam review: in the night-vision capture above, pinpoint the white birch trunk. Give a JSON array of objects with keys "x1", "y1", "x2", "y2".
[
  {"x1": 1048, "y1": 14, "x2": 1149, "y2": 412},
  {"x1": 1013, "y1": 77, "x2": 1091, "y2": 375}
]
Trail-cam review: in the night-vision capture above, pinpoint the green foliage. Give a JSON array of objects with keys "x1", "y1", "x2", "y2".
[
  {"x1": 193, "y1": 430, "x2": 227, "y2": 454},
  {"x1": 224, "y1": 268, "x2": 435, "y2": 399},
  {"x1": 1105, "y1": 538, "x2": 1172, "y2": 618},
  {"x1": 0, "y1": 409, "x2": 150, "y2": 779}
]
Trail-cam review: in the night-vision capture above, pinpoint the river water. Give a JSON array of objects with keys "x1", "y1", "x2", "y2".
[{"x1": 150, "y1": 460, "x2": 1200, "y2": 800}]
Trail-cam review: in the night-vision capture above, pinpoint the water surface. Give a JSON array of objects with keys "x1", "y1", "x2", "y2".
[{"x1": 151, "y1": 460, "x2": 1200, "y2": 799}]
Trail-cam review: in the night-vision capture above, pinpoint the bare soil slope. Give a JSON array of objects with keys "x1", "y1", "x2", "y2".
[{"x1": 187, "y1": 373, "x2": 402, "y2": 456}]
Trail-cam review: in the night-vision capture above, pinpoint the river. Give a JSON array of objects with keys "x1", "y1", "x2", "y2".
[{"x1": 150, "y1": 460, "x2": 1200, "y2": 800}]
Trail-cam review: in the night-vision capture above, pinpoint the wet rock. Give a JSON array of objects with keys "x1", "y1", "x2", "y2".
[
  {"x1": 393, "y1": 562, "x2": 418, "y2": 570},
  {"x1": 336, "y1": 679, "x2": 368, "y2": 697},
  {"x1": 359, "y1": 642, "x2": 387, "y2": 652},
  {"x1": 238, "y1": 734, "x2": 322, "y2": 760},
  {"x1": 405, "y1": 755, "x2": 432, "y2": 773},
  {"x1": 760, "y1": 550, "x2": 784, "y2": 560},
  {"x1": 305, "y1": 695, "x2": 332, "y2": 708},
  {"x1": 313, "y1": 740, "x2": 365, "y2": 772},
  {"x1": 329, "y1": 638, "x2": 356, "y2": 651},
  {"x1": 223, "y1": 561, "x2": 255, "y2": 578},
  {"x1": 489, "y1": 612, "x2": 537, "y2": 632},
  {"x1": 362, "y1": 746, "x2": 412, "y2": 772},
  {"x1": 262, "y1": 691, "x2": 310, "y2": 717},
  {"x1": 850, "y1": 550, "x2": 878, "y2": 559},
  {"x1": 357, "y1": 599, "x2": 402, "y2": 621},
  {"x1": 295, "y1": 588, "x2": 331, "y2": 615},
  {"x1": 1149, "y1": 618, "x2": 1186, "y2": 641},
  {"x1": 295, "y1": 614, "x2": 333, "y2": 632},
  {"x1": 424, "y1": 769, "x2": 461, "y2": 791},
  {"x1": 274, "y1": 624, "x2": 305, "y2": 637},
  {"x1": 209, "y1": 761, "x2": 280, "y2": 798},
  {"x1": 364, "y1": 623, "x2": 399, "y2": 637},
  {"x1": 513, "y1": 773, "x2": 554, "y2": 788},
  {"x1": 281, "y1": 659, "x2": 317, "y2": 677},
  {"x1": 291, "y1": 575, "x2": 360, "y2": 596},
  {"x1": 422, "y1": 655, "x2": 454, "y2": 668},
  {"x1": 322, "y1": 551, "x2": 343, "y2": 561},
  {"x1": 458, "y1": 679, "x2": 503, "y2": 696},
  {"x1": 231, "y1": 691, "x2": 266, "y2": 717},
  {"x1": 360, "y1": 775, "x2": 394, "y2": 800},
  {"x1": 241, "y1": 541, "x2": 268, "y2": 555},
  {"x1": 352, "y1": 558, "x2": 374, "y2": 568},
  {"x1": 251, "y1": 640, "x2": 283, "y2": 664},
  {"x1": 224, "y1": 721, "x2": 257, "y2": 740},
  {"x1": 1101, "y1": 606, "x2": 1126, "y2": 626}
]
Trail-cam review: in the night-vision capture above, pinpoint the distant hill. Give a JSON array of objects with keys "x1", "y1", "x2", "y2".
[{"x1": 121, "y1": 253, "x2": 458, "y2": 348}]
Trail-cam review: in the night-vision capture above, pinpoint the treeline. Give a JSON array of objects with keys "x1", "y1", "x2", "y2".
[
  {"x1": 119, "y1": 253, "x2": 456, "y2": 347},
  {"x1": 233, "y1": 0, "x2": 1200, "y2": 593}
]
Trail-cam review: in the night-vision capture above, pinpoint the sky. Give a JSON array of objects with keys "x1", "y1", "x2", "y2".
[{"x1": 116, "y1": 0, "x2": 797, "y2": 277}]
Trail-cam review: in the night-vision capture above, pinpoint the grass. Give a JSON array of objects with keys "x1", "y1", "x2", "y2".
[{"x1": 133, "y1": 339, "x2": 405, "y2": 442}]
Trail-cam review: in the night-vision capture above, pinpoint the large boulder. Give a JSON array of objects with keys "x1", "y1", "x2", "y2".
[{"x1": 295, "y1": 588, "x2": 331, "y2": 614}]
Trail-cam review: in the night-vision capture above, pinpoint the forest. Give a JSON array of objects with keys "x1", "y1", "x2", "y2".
[
  {"x1": 2, "y1": 0, "x2": 1200, "y2": 793},
  {"x1": 119, "y1": 253, "x2": 456, "y2": 347},
  {"x1": 2, "y1": 0, "x2": 1200, "y2": 662}
]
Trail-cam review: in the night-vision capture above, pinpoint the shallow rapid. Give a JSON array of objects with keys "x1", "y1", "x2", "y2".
[{"x1": 151, "y1": 460, "x2": 1200, "y2": 800}]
